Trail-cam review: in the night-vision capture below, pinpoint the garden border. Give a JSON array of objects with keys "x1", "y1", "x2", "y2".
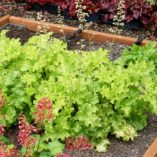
[
  {"x1": 0, "y1": 15, "x2": 156, "y2": 47},
  {"x1": 0, "y1": 14, "x2": 10, "y2": 26}
]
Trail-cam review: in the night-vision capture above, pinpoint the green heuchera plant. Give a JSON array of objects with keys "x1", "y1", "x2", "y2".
[
  {"x1": 0, "y1": 30, "x2": 157, "y2": 152},
  {"x1": 145, "y1": 0, "x2": 156, "y2": 5}
]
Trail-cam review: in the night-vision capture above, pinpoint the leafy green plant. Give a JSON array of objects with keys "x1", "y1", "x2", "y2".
[
  {"x1": 0, "y1": 30, "x2": 157, "y2": 154},
  {"x1": 145, "y1": 0, "x2": 156, "y2": 5}
]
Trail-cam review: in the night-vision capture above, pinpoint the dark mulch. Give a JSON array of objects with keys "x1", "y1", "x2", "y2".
[
  {"x1": 3, "y1": 24, "x2": 128, "y2": 60},
  {"x1": 4, "y1": 126, "x2": 21, "y2": 149},
  {"x1": 0, "y1": 25, "x2": 157, "y2": 157},
  {"x1": 3, "y1": 24, "x2": 34, "y2": 44}
]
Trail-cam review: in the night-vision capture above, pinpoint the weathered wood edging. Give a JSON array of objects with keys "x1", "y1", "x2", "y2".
[
  {"x1": 0, "y1": 15, "x2": 10, "y2": 26},
  {"x1": 0, "y1": 15, "x2": 156, "y2": 46},
  {"x1": 143, "y1": 138, "x2": 157, "y2": 157}
]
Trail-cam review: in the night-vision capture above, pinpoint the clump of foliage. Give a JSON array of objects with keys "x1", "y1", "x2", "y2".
[
  {"x1": 100, "y1": 0, "x2": 154, "y2": 26},
  {"x1": 0, "y1": 31, "x2": 157, "y2": 155},
  {"x1": 145, "y1": 0, "x2": 156, "y2": 5}
]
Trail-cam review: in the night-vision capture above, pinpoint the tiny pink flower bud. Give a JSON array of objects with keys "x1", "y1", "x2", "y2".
[{"x1": 0, "y1": 124, "x2": 5, "y2": 135}]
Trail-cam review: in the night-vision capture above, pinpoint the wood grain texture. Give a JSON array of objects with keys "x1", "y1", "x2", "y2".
[
  {"x1": 143, "y1": 138, "x2": 157, "y2": 157},
  {"x1": 9, "y1": 16, "x2": 77, "y2": 33},
  {"x1": 0, "y1": 15, "x2": 10, "y2": 26},
  {"x1": 9, "y1": 16, "x2": 155, "y2": 46}
]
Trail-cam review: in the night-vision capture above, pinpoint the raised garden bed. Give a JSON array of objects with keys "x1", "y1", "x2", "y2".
[
  {"x1": 1, "y1": 1, "x2": 157, "y2": 41},
  {"x1": 0, "y1": 14, "x2": 157, "y2": 157}
]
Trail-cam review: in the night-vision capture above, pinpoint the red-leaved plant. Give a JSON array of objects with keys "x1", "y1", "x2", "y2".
[
  {"x1": 18, "y1": 114, "x2": 37, "y2": 156},
  {"x1": 125, "y1": 0, "x2": 153, "y2": 25},
  {"x1": 0, "y1": 142, "x2": 20, "y2": 157},
  {"x1": 150, "y1": 12, "x2": 157, "y2": 31},
  {"x1": 18, "y1": 0, "x2": 155, "y2": 27},
  {"x1": 0, "y1": 124, "x2": 5, "y2": 135},
  {"x1": 34, "y1": 97, "x2": 53, "y2": 126},
  {"x1": 65, "y1": 136, "x2": 92, "y2": 151}
]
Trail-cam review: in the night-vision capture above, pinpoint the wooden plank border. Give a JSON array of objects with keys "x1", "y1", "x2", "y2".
[
  {"x1": 0, "y1": 15, "x2": 10, "y2": 26},
  {"x1": 9, "y1": 16, "x2": 154, "y2": 46},
  {"x1": 143, "y1": 138, "x2": 157, "y2": 157},
  {"x1": 0, "y1": 15, "x2": 155, "y2": 46}
]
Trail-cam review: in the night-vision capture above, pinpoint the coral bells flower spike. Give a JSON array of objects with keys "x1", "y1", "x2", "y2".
[
  {"x1": 55, "y1": 153, "x2": 71, "y2": 157},
  {"x1": 18, "y1": 114, "x2": 37, "y2": 148},
  {"x1": 34, "y1": 97, "x2": 53, "y2": 126},
  {"x1": 65, "y1": 136, "x2": 92, "y2": 151},
  {"x1": 0, "y1": 124, "x2": 5, "y2": 135}
]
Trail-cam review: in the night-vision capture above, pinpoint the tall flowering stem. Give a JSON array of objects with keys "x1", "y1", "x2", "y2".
[
  {"x1": 65, "y1": 136, "x2": 92, "y2": 151},
  {"x1": 18, "y1": 114, "x2": 37, "y2": 157},
  {"x1": 0, "y1": 124, "x2": 5, "y2": 135},
  {"x1": 109, "y1": 0, "x2": 126, "y2": 34},
  {"x1": 74, "y1": 0, "x2": 89, "y2": 30},
  {"x1": 34, "y1": 97, "x2": 53, "y2": 126}
]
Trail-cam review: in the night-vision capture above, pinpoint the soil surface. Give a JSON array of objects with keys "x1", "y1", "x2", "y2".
[
  {"x1": 0, "y1": 2, "x2": 156, "y2": 41},
  {"x1": 2, "y1": 24, "x2": 128, "y2": 60},
  {"x1": 0, "y1": 25, "x2": 157, "y2": 157},
  {"x1": 1, "y1": 24, "x2": 34, "y2": 44}
]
